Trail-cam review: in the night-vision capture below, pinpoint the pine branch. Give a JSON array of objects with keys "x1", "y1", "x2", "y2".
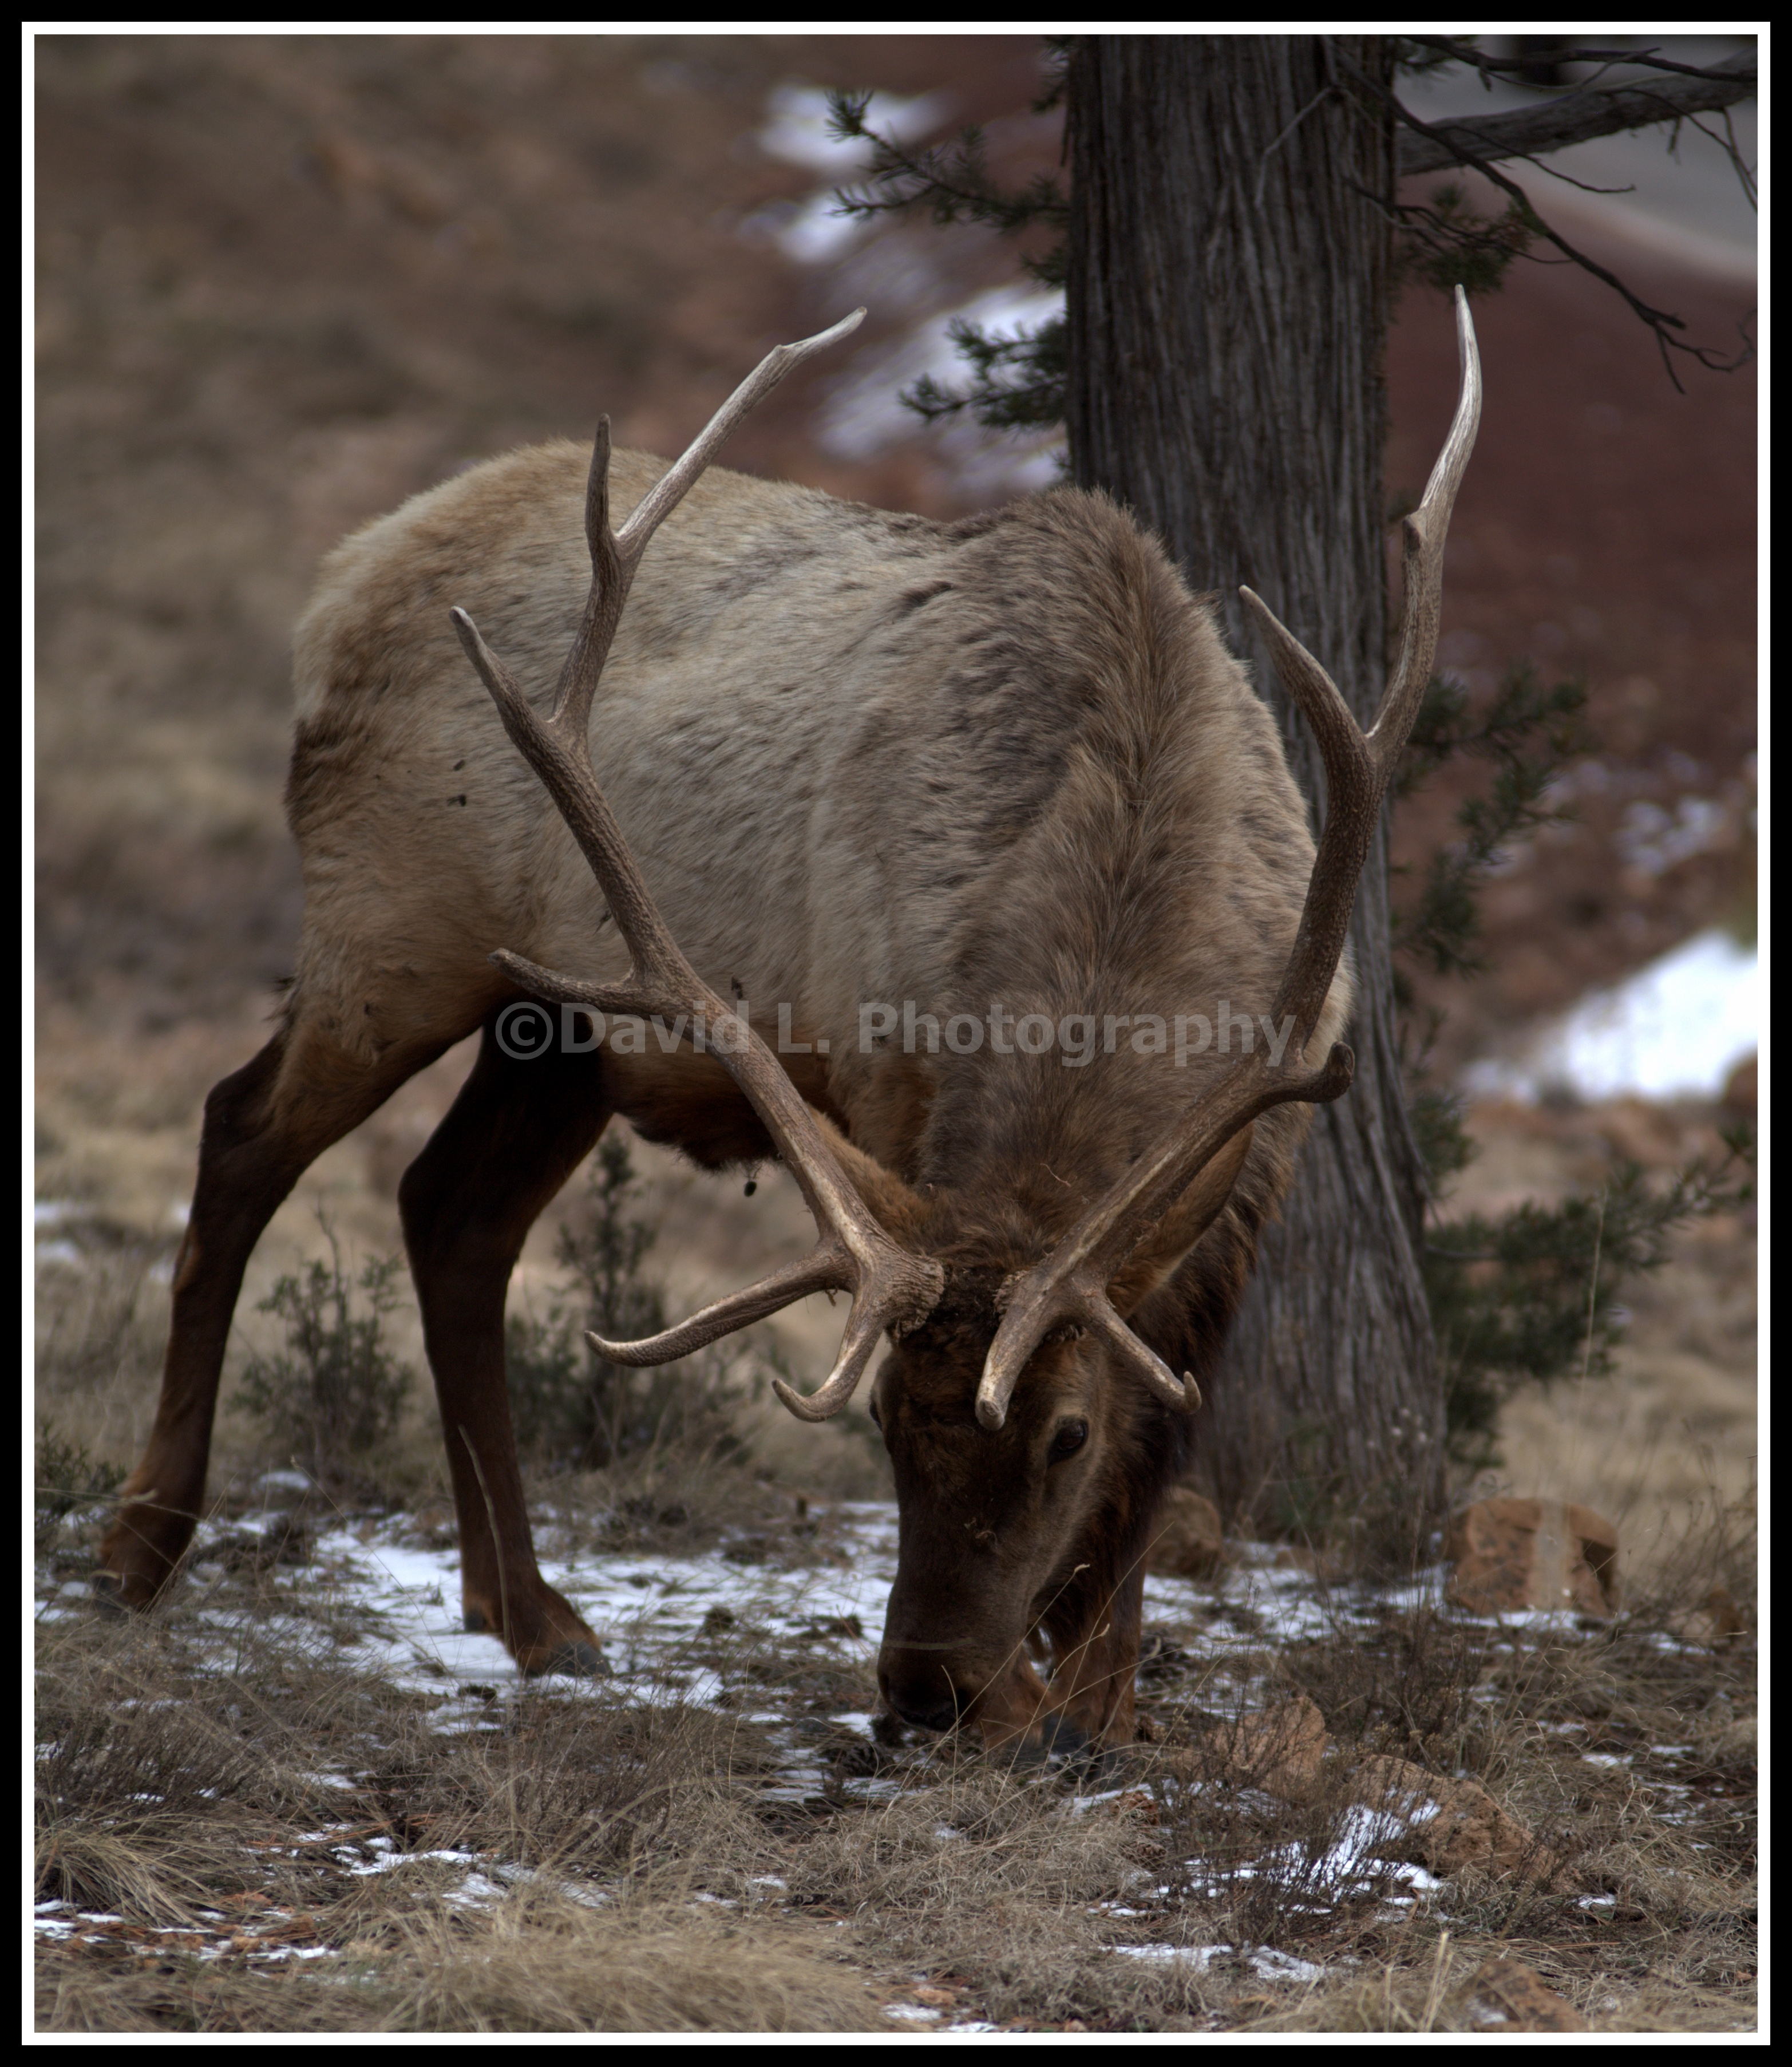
[
  {"x1": 825, "y1": 88, "x2": 1067, "y2": 236},
  {"x1": 1393, "y1": 663, "x2": 1589, "y2": 983},
  {"x1": 1401, "y1": 38, "x2": 1755, "y2": 86},
  {"x1": 824, "y1": 88, "x2": 1069, "y2": 433},
  {"x1": 1427, "y1": 1132, "x2": 1753, "y2": 1462},
  {"x1": 904, "y1": 311, "x2": 1067, "y2": 431}
]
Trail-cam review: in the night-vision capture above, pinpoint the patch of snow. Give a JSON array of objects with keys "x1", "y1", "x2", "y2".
[
  {"x1": 840, "y1": 1775, "x2": 904, "y2": 1801},
  {"x1": 255, "y1": 1469, "x2": 315, "y2": 1496},
  {"x1": 1616, "y1": 796, "x2": 1736, "y2": 877},
  {"x1": 286, "y1": 1509, "x2": 899, "y2": 1713},
  {"x1": 1462, "y1": 928, "x2": 1757, "y2": 1102},
  {"x1": 1111, "y1": 1941, "x2": 1324, "y2": 1983}
]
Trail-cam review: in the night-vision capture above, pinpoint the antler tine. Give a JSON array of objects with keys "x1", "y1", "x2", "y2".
[
  {"x1": 771, "y1": 1298, "x2": 893, "y2": 1425},
  {"x1": 975, "y1": 291, "x2": 1481, "y2": 1432},
  {"x1": 452, "y1": 310, "x2": 940, "y2": 1424},
  {"x1": 614, "y1": 307, "x2": 867, "y2": 565},
  {"x1": 976, "y1": 1045, "x2": 1353, "y2": 1429},
  {"x1": 1245, "y1": 289, "x2": 1483, "y2": 1037},
  {"x1": 504, "y1": 307, "x2": 869, "y2": 756},
  {"x1": 1374, "y1": 284, "x2": 1481, "y2": 755},
  {"x1": 588, "y1": 1251, "x2": 846, "y2": 1369}
]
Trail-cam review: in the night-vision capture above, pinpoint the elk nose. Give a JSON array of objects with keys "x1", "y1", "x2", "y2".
[{"x1": 877, "y1": 1649, "x2": 970, "y2": 1734}]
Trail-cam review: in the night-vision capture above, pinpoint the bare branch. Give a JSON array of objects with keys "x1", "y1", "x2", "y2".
[
  {"x1": 1338, "y1": 50, "x2": 1754, "y2": 388},
  {"x1": 1398, "y1": 56, "x2": 1757, "y2": 176},
  {"x1": 1401, "y1": 39, "x2": 1755, "y2": 86}
]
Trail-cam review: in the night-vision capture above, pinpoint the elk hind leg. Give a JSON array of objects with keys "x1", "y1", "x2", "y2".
[
  {"x1": 398, "y1": 1021, "x2": 613, "y2": 1676},
  {"x1": 98, "y1": 1018, "x2": 440, "y2": 1608}
]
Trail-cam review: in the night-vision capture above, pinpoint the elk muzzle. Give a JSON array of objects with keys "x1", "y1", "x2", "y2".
[{"x1": 876, "y1": 1545, "x2": 1058, "y2": 1745}]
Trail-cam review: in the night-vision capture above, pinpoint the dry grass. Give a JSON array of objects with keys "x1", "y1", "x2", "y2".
[
  {"x1": 34, "y1": 1097, "x2": 1755, "y2": 2033},
  {"x1": 38, "y1": 1900, "x2": 885, "y2": 2035},
  {"x1": 35, "y1": 1464, "x2": 1757, "y2": 2032}
]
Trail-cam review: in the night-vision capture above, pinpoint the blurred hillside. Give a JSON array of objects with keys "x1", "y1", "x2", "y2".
[{"x1": 35, "y1": 33, "x2": 1754, "y2": 1062}]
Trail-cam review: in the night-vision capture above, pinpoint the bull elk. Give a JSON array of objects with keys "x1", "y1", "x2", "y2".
[{"x1": 99, "y1": 293, "x2": 1480, "y2": 1751}]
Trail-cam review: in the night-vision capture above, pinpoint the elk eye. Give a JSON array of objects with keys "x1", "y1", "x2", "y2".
[{"x1": 1050, "y1": 1420, "x2": 1088, "y2": 1462}]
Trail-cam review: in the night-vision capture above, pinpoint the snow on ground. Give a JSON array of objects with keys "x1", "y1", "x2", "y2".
[
  {"x1": 1462, "y1": 928, "x2": 1757, "y2": 1102},
  {"x1": 35, "y1": 1499, "x2": 1602, "y2": 1989}
]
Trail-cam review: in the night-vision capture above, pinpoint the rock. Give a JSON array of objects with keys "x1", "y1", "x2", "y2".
[
  {"x1": 1458, "y1": 1958, "x2": 1587, "y2": 2032},
  {"x1": 1722, "y1": 1050, "x2": 1757, "y2": 1117},
  {"x1": 1443, "y1": 1496, "x2": 1620, "y2": 1618},
  {"x1": 1200, "y1": 1696, "x2": 1332, "y2": 1804},
  {"x1": 1350, "y1": 1756, "x2": 1567, "y2": 1887},
  {"x1": 1146, "y1": 1486, "x2": 1225, "y2": 1578}
]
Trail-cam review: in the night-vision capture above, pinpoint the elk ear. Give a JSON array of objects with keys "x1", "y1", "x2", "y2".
[
  {"x1": 1106, "y1": 1125, "x2": 1255, "y2": 1318},
  {"x1": 810, "y1": 1113, "x2": 931, "y2": 1248}
]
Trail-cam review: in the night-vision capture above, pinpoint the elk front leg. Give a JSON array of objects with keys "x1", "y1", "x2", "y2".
[
  {"x1": 100, "y1": 1022, "x2": 436, "y2": 1609},
  {"x1": 398, "y1": 1017, "x2": 612, "y2": 1675}
]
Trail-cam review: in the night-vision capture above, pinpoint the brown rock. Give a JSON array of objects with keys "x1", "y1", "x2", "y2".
[
  {"x1": 1201, "y1": 1696, "x2": 1332, "y2": 1804},
  {"x1": 1146, "y1": 1486, "x2": 1225, "y2": 1578},
  {"x1": 1110, "y1": 1788, "x2": 1160, "y2": 1824},
  {"x1": 1443, "y1": 1496, "x2": 1620, "y2": 1618},
  {"x1": 1350, "y1": 1756, "x2": 1567, "y2": 1887},
  {"x1": 1722, "y1": 1050, "x2": 1758, "y2": 1117},
  {"x1": 1458, "y1": 1958, "x2": 1587, "y2": 2033}
]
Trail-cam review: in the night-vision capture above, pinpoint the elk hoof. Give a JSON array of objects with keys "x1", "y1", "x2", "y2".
[
  {"x1": 1037, "y1": 1712, "x2": 1090, "y2": 1757},
  {"x1": 531, "y1": 1639, "x2": 609, "y2": 1678},
  {"x1": 89, "y1": 1570, "x2": 135, "y2": 1618}
]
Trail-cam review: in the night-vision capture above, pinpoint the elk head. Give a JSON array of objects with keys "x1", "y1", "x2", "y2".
[{"x1": 450, "y1": 294, "x2": 1481, "y2": 1750}]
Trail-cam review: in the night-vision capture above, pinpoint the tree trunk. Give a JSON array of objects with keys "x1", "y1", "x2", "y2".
[{"x1": 1065, "y1": 34, "x2": 1444, "y2": 1546}]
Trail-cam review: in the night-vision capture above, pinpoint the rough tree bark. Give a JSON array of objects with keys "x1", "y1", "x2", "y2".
[{"x1": 1065, "y1": 34, "x2": 1444, "y2": 1540}]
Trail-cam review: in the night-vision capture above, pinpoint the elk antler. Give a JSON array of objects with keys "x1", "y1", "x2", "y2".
[
  {"x1": 450, "y1": 310, "x2": 945, "y2": 1424},
  {"x1": 975, "y1": 287, "x2": 1484, "y2": 1432}
]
